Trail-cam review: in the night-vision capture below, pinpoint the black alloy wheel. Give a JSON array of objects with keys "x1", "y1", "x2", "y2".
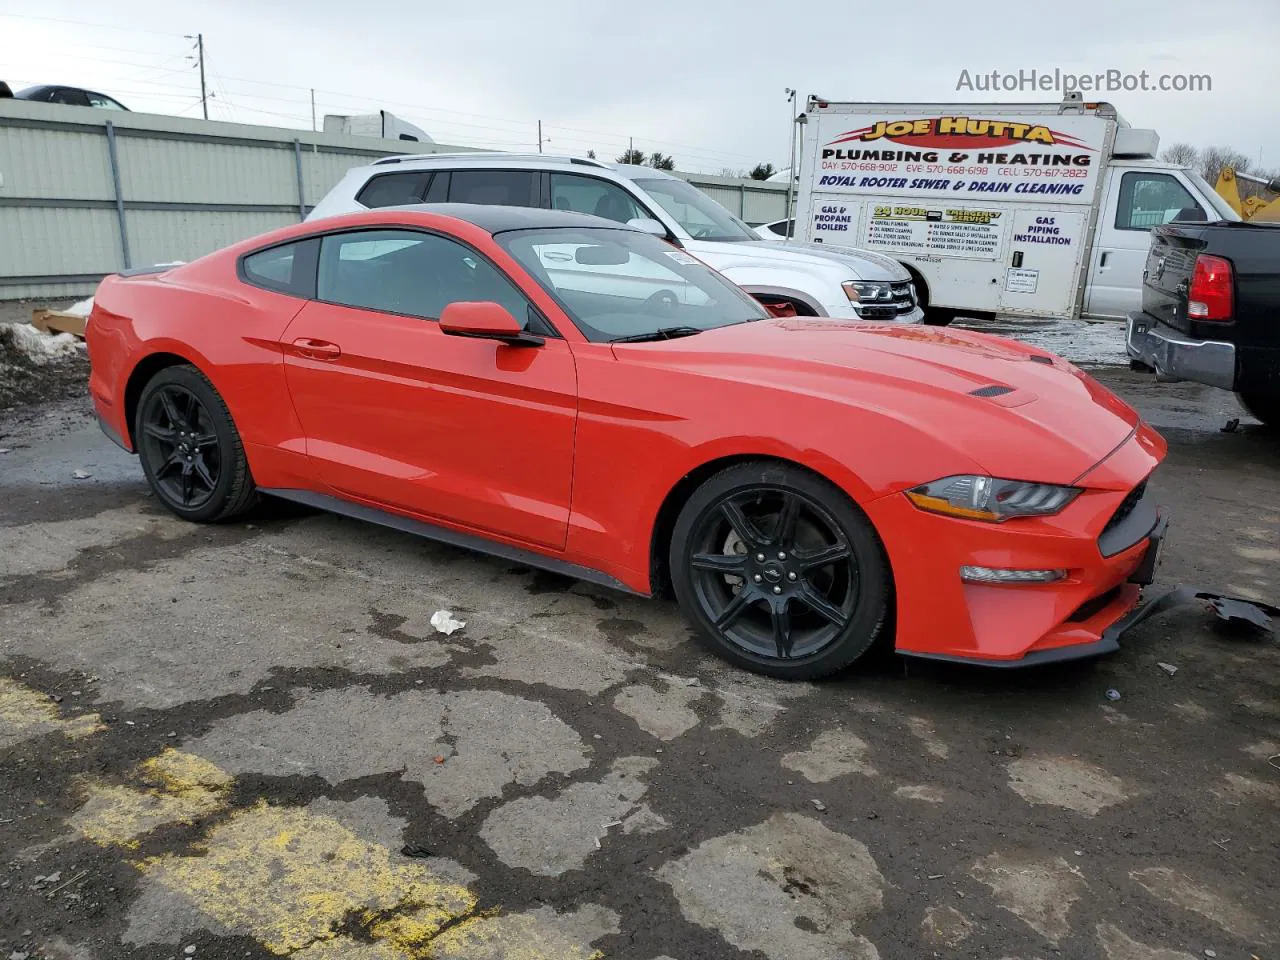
[
  {"x1": 139, "y1": 383, "x2": 220, "y2": 509},
  {"x1": 670, "y1": 462, "x2": 890, "y2": 680},
  {"x1": 135, "y1": 365, "x2": 257, "y2": 522}
]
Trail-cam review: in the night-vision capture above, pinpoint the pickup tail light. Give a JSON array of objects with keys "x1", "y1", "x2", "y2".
[{"x1": 1187, "y1": 254, "x2": 1233, "y2": 321}]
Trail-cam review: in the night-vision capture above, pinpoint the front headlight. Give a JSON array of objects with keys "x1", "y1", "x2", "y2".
[
  {"x1": 842, "y1": 280, "x2": 894, "y2": 304},
  {"x1": 905, "y1": 475, "x2": 1081, "y2": 522}
]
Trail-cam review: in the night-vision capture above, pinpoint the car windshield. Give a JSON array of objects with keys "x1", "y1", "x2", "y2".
[
  {"x1": 497, "y1": 227, "x2": 768, "y2": 342},
  {"x1": 1185, "y1": 171, "x2": 1243, "y2": 222},
  {"x1": 633, "y1": 177, "x2": 760, "y2": 242}
]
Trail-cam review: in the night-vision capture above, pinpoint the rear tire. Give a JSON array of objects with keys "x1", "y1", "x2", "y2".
[
  {"x1": 1237, "y1": 389, "x2": 1279, "y2": 428},
  {"x1": 135, "y1": 365, "x2": 257, "y2": 522},
  {"x1": 668, "y1": 461, "x2": 891, "y2": 680}
]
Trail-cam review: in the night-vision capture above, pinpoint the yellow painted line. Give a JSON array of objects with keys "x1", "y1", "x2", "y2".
[
  {"x1": 141, "y1": 802, "x2": 478, "y2": 954},
  {"x1": 70, "y1": 749, "x2": 232, "y2": 848},
  {"x1": 71, "y1": 750, "x2": 604, "y2": 959},
  {"x1": 0, "y1": 677, "x2": 103, "y2": 744}
]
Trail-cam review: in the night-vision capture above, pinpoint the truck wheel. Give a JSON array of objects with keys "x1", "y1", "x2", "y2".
[{"x1": 1237, "y1": 390, "x2": 1279, "y2": 428}]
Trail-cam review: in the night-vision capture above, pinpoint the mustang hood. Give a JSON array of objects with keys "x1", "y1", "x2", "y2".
[{"x1": 634, "y1": 319, "x2": 1143, "y2": 486}]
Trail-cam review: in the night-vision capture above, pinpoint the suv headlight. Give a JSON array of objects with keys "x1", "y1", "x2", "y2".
[
  {"x1": 842, "y1": 280, "x2": 893, "y2": 304},
  {"x1": 905, "y1": 475, "x2": 1081, "y2": 522}
]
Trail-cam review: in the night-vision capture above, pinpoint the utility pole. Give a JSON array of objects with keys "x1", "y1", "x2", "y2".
[
  {"x1": 197, "y1": 33, "x2": 207, "y2": 119},
  {"x1": 311, "y1": 88, "x2": 316, "y2": 132},
  {"x1": 184, "y1": 33, "x2": 208, "y2": 120},
  {"x1": 537, "y1": 120, "x2": 543, "y2": 153},
  {"x1": 785, "y1": 88, "x2": 798, "y2": 236}
]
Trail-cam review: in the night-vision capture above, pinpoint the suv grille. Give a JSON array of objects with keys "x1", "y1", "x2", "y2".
[
  {"x1": 856, "y1": 281, "x2": 916, "y2": 319},
  {"x1": 1102, "y1": 480, "x2": 1147, "y2": 536}
]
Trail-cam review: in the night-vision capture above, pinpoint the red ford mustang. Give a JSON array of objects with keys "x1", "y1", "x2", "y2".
[{"x1": 86, "y1": 204, "x2": 1167, "y2": 679}]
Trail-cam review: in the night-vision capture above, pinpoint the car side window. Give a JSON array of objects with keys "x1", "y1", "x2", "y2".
[
  {"x1": 1115, "y1": 172, "x2": 1204, "y2": 230},
  {"x1": 52, "y1": 87, "x2": 90, "y2": 107},
  {"x1": 240, "y1": 238, "x2": 318, "y2": 298},
  {"x1": 447, "y1": 170, "x2": 539, "y2": 207},
  {"x1": 356, "y1": 172, "x2": 431, "y2": 209},
  {"x1": 86, "y1": 92, "x2": 126, "y2": 110},
  {"x1": 317, "y1": 228, "x2": 531, "y2": 324},
  {"x1": 549, "y1": 173, "x2": 647, "y2": 223}
]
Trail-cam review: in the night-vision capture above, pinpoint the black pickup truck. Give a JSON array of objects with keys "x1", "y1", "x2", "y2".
[{"x1": 1126, "y1": 220, "x2": 1280, "y2": 426}]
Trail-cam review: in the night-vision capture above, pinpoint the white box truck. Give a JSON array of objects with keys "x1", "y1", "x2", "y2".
[{"x1": 793, "y1": 93, "x2": 1238, "y2": 325}]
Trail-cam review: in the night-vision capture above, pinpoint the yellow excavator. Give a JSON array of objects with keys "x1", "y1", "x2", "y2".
[{"x1": 1214, "y1": 167, "x2": 1280, "y2": 222}]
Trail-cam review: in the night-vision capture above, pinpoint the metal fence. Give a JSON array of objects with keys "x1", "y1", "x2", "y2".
[{"x1": 0, "y1": 100, "x2": 789, "y2": 300}]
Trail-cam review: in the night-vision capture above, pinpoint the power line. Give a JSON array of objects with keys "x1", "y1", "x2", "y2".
[
  {"x1": 203, "y1": 73, "x2": 764, "y2": 165},
  {"x1": 4, "y1": 40, "x2": 776, "y2": 169}
]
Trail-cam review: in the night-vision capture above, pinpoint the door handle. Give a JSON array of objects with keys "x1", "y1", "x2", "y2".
[
  {"x1": 1099, "y1": 251, "x2": 1110, "y2": 268},
  {"x1": 292, "y1": 338, "x2": 341, "y2": 360}
]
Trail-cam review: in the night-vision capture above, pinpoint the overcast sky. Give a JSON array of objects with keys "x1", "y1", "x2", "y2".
[{"x1": 3, "y1": 0, "x2": 1277, "y2": 174}]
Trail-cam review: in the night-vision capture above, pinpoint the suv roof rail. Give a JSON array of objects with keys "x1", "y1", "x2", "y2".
[{"x1": 371, "y1": 151, "x2": 611, "y2": 168}]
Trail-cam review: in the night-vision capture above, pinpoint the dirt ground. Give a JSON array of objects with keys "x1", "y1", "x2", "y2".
[{"x1": 1, "y1": 317, "x2": 1278, "y2": 960}]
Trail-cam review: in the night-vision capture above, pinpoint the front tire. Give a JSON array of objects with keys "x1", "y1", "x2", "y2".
[
  {"x1": 669, "y1": 461, "x2": 891, "y2": 680},
  {"x1": 1237, "y1": 389, "x2": 1279, "y2": 428},
  {"x1": 135, "y1": 365, "x2": 257, "y2": 522}
]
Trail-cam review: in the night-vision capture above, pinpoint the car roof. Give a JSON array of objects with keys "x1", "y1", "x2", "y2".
[
  {"x1": 360, "y1": 152, "x2": 682, "y2": 182},
  {"x1": 16, "y1": 84, "x2": 119, "y2": 100},
  {"x1": 384, "y1": 202, "x2": 642, "y2": 234}
]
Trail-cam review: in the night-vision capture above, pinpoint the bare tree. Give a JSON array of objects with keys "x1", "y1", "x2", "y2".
[
  {"x1": 1160, "y1": 142, "x2": 1198, "y2": 167},
  {"x1": 648, "y1": 152, "x2": 676, "y2": 171},
  {"x1": 749, "y1": 162, "x2": 777, "y2": 180},
  {"x1": 616, "y1": 147, "x2": 646, "y2": 164},
  {"x1": 587, "y1": 149, "x2": 596, "y2": 159},
  {"x1": 1198, "y1": 145, "x2": 1251, "y2": 183}
]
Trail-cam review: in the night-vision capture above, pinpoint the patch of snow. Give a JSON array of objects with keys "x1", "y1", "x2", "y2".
[
  {"x1": 0, "y1": 323, "x2": 85, "y2": 365},
  {"x1": 62, "y1": 297, "x2": 95, "y2": 318}
]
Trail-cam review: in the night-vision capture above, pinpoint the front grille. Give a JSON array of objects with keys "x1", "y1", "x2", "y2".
[
  {"x1": 1103, "y1": 480, "x2": 1147, "y2": 536},
  {"x1": 856, "y1": 281, "x2": 916, "y2": 319}
]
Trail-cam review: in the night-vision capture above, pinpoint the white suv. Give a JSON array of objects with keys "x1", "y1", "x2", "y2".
[{"x1": 307, "y1": 153, "x2": 922, "y2": 323}]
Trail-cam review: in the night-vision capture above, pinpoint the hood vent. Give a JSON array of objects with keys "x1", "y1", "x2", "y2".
[{"x1": 969, "y1": 384, "x2": 1015, "y2": 398}]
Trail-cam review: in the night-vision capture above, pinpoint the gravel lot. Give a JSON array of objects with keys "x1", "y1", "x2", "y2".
[{"x1": 2, "y1": 313, "x2": 1278, "y2": 960}]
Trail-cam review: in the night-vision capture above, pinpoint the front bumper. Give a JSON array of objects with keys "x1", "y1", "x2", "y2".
[
  {"x1": 1126, "y1": 312, "x2": 1236, "y2": 391},
  {"x1": 901, "y1": 514, "x2": 1168, "y2": 668},
  {"x1": 867, "y1": 427, "x2": 1167, "y2": 666}
]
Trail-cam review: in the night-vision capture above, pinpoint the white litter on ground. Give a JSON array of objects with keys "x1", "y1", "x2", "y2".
[
  {"x1": 429, "y1": 610, "x2": 466, "y2": 635},
  {"x1": 0, "y1": 323, "x2": 85, "y2": 365}
]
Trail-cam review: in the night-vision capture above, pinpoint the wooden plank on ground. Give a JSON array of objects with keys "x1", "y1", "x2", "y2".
[{"x1": 31, "y1": 309, "x2": 87, "y2": 339}]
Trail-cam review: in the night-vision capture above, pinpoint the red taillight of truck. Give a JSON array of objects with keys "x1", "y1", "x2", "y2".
[{"x1": 1187, "y1": 254, "x2": 1234, "y2": 321}]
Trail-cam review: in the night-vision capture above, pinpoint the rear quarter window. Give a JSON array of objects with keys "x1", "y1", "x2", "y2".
[
  {"x1": 239, "y1": 238, "x2": 319, "y2": 298},
  {"x1": 356, "y1": 172, "x2": 432, "y2": 209}
]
